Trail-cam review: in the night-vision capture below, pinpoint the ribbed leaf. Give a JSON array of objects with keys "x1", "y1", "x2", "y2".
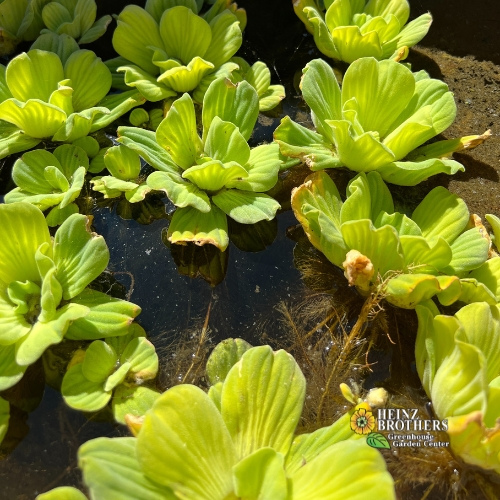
[
  {"x1": 82, "y1": 340, "x2": 118, "y2": 383},
  {"x1": 53, "y1": 214, "x2": 109, "y2": 300},
  {"x1": 206, "y1": 338, "x2": 252, "y2": 385},
  {"x1": 0, "y1": 202, "x2": 51, "y2": 284},
  {"x1": 167, "y1": 205, "x2": 229, "y2": 251},
  {"x1": 183, "y1": 160, "x2": 248, "y2": 192},
  {"x1": 204, "y1": 117, "x2": 250, "y2": 165},
  {"x1": 156, "y1": 56, "x2": 214, "y2": 93},
  {"x1": 221, "y1": 346, "x2": 306, "y2": 459},
  {"x1": 204, "y1": 10, "x2": 241, "y2": 67},
  {"x1": 136, "y1": 385, "x2": 236, "y2": 499}
]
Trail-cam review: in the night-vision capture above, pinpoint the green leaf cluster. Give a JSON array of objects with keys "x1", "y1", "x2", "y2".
[
  {"x1": 0, "y1": 49, "x2": 143, "y2": 159},
  {"x1": 111, "y1": 0, "x2": 283, "y2": 110},
  {"x1": 4, "y1": 144, "x2": 90, "y2": 225},
  {"x1": 416, "y1": 302, "x2": 500, "y2": 474},
  {"x1": 0, "y1": 0, "x2": 110, "y2": 56},
  {"x1": 275, "y1": 57, "x2": 471, "y2": 186},
  {"x1": 91, "y1": 144, "x2": 152, "y2": 203},
  {"x1": 62, "y1": 323, "x2": 159, "y2": 420},
  {"x1": 61, "y1": 341, "x2": 395, "y2": 499},
  {"x1": 38, "y1": 0, "x2": 111, "y2": 44},
  {"x1": 291, "y1": 170, "x2": 497, "y2": 308},
  {"x1": 0, "y1": 202, "x2": 141, "y2": 392},
  {"x1": 294, "y1": 0, "x2": 432, "y2": 63},
  {"x1": 119, "y1": 77, "x2": 282, "y2": 251}
]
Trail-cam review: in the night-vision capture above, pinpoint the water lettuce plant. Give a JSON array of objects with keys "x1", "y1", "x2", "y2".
[
  {"x1": 294, "y1": 0, "x2": 432, "y2": 63},
  {"x1": 61, "y1": 324, "x2": 159, "y2": 422},
  {"x1": 119, "y1": 77, "x2": 282, "y2": 251},
  {"x1": 112, "y1": 1, "x2": 244, "y2": 103},
  {"x1": 0, "y1": 202, "x2": 141, "y2": 392},
  {"x1": 291, "y1": 170, "x2": 496, "y2": 308},
  {"x1": 0, "y1": 0, "x2": 110, "y2": 56},
  {"x1": 55, "y1": 341, "x2": 395, "y2": 499},
  {"x1": 37, "y1": 0, "x2": 111, "y2": 44},
  {"x1": 275, "y1": 57, "x2": 485, "y2": 186},
  {"x1": 4, "y1": 144, "x2": 89, "y2": 226},
  {"x1": 90, "y1": 144, "x2": 152, "y2": 203},
  {"x1": 0, "y1": 49, "x2": 143, "y2": 159},
  {"x1": 416, "y1": 301, "x2": 500, "y2": 474}
]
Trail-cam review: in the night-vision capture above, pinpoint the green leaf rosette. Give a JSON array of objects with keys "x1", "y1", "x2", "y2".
[
  {"x1": 291, "y1": 170, "x2": 497, "y2": 308},
  {"x1": 61, "y1": 324, "x2": 159, "y2": 420},
  {"x1": 0, "y1": 49, "x2": 144, "y2": 159},
  {"x1": 294, "y1": 0, "x2": 432, "y2": 64},
  {"x1": 118, "y1": 77, "x2": 283, "y2": 251},
  {"x1": 416, "y1": 302, "x2": 500, "y2": 474},
  {"x1": 275, "y1": 57, "x2": 489, "y2": 186},
  {"x1": 71, "y1": 342, "x2": 395, "y2": 499},
  {"x1": 0, "y1": 202, "x2": 141, "y2": 392},
  {"x1": 4, "y1": 144, "x2": 90, "y2": 225}
]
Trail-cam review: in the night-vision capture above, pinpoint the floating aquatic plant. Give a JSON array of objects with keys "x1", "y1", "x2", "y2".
[
  {"x1": 416, "y1": 301, "x2": 500, "y2": 474},
  {"x1": 291, "y1": 170, "x2": 497, "y2": 308},
  {"x1": 37, "y1": 0, "x2": 111, "y2": 44},
  {"x1": 0, "y1": 0, "x2": 110, "y2": 56},
  {"x1": 4, "y1": 144, "x2": 89, "y2": 226},
  {"x1": 112, "y1": 2, "x2": 244, "y2": 103},
  {"x1": 275, "y1": 57, "x2": 489, "y2": 186},
  {"x1": 0, "y1": 202, "x2": 141, "y2": 392},
  {"x1": 61, "y1": 323, "x2": 160, "y2": 422},
  {"x1": 90, "y1": 144, "x2": 152, "y2": 203},
  {"x1": 0, "y1": 49, "x2": 144, "y2": 159},
  {"x1": 294, "y1": 0, "x2": 432, "y2": 64},
  {"x1": 118, "y1": 77, "x2": 282, "y2": 251},
  {"x1": 46, "y1": 340, "x2": 395, "y2": 499}
]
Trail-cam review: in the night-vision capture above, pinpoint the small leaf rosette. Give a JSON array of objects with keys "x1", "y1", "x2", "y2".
[
  {"x1": 291, "y1": 170, "x2": 498, "y2": 308},
  {"x1": 118, "y1": 77, "x2": 283, "y2": 251},
  {"x1": 72, "y1": 342, "x2": 395, "y2": 499},
  {"x1": 90, "y1": 144, "x2": 152, "y2": 203},
  {"x1": 62, "y1": 324, "x2": 159, "y2": 422},
  {"x1": 112, "y1": 1, "x2": 244, "y2": 103},
  {"x1": 275, "y1": 57, "x2": 489, "y2": 186},
  {"x1": 416, "y1": 302, "x2": 500, "y2": 474},
  {"x1": 0, "y1": 203, "x2": 141, "y2": 392},
  {"x1": 0, "y1": 49, "x2": 144, "y2": 159},
  {"x1": 39, "y1": 0, "x2": 112, "y2": 44},
  {"x1": 294, "y1": 0, "x2": 432, "y2": 63},
  {"x1": 4, "y1": 144, "x2": 89, "y2": 226}
]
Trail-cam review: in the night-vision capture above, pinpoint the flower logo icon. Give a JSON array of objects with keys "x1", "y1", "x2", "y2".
[{"x1": 351, "y1": 406, "x2": 376, "y2": 435}]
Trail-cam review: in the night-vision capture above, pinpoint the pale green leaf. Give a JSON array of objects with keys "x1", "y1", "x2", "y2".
[
  {"x1": 0, "y1": 98, "x2": 67, "y2": 138},
  {"x1": 156, "y1": 93, "x2": 203, "y2": 169},
  {"x1": 79, "y1": 15, "x2": 112, "y2": 44},
  {"x1": 202, "y1": 78, "x2": 259, "y2": 142},
  {"x1": 79, "y1": 437, "x2": 175, "y2": 499},
  {"x1": 204, "y1": 10, "x2": 241, "y2": 68},
  {"x1": 159, "y1": 6, "x2": 211, "y2": 64},
  {"x1": 167, "y1": 205, "x2": 229, "y2": 251},
  {"x1": 468, "y1": 257, "x2": 500, "y2": 302},
  {"x1": 233, "y1": 448, "x2": 288, "y2": 500},
  {"x1": 54, "y1": 214, "x2": 109, "y2": 300},
  {"x1": 446, "y1": 228, "x2": 490, "y2": 276},
  {"x1": 136, "y1": 385, "x2": 236, "y2": 499},
  {"x1": 82, "y1": 340, "x2": 118, "y2": 383},
  {"x1": 104, "y1": 361, "x2": 131, "y2": 392},
  {"x1": 121, "y1": 337, "x2": 158, "y2": 381},
  {"x1": 30, "y1": 32, "x2": 80, "y2": 65},
  {"x1": 411, "y1": 187, "x2": 469, "y2": 244},
  {"x1": 204, "y1": 117, "x2": 250, "y2": 165},
  {"x1": 291, "y1": 440, "x2": 396, "y2": 500},
  {"x1": 395, "y1": 13, "x2": 432, "y2": 49},
  {"x1": 104, "y1": 145, "x2": 141, "y2": 180},
  {"x1": 221, "y1": 346, "x2": 306, "y2": 459},
  {"x1": 65, "y1": 289, "x2": 141, "y2": 340},
  {"x1": 36, "y1": 486, "x2": 88, "y2": 500},
  {"x1": 147, "y1": 171, "x2": 211, "y2": 212},
  {"x1": 183, "y1": 160, "x2": 248, "y2": 192},
  {"x1": 205, "y1": 338, "x2": 252, "y2": 385},
  {"x1": 258, "y1": 84, "x2": 285, "y2": 112},
  {"x1": 64, "y1": 49, "x2": 111, "y2": 111},
  {"x1": 0, "y1": 202, "x2": 51, "y2": 284},
  {"x1": 112, "y1": 5, "x2": 164, "y2": 75},
  {"x1": 15, "y1": 302, "x2": 89, "y2": 366},
  {"x1": 112, "y1": 385, "x2": 161, "y2": 425},
  {"x1": 118, "y1": 64, "x2": 176, "y2": 102},
  {"x1": 156, "y1": 56, "x2": 213, "y2": 93},
  {"x1": 0, "y1": 342, "x2": 27, "y2": 391},
  {"x1": 6, "y1": 49, "x2": 64, "y2": 102}
]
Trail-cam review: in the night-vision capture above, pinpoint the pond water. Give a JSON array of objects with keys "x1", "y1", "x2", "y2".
[{"x1": 0, "y1": 0, "x2": 499, "y2": 499}]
